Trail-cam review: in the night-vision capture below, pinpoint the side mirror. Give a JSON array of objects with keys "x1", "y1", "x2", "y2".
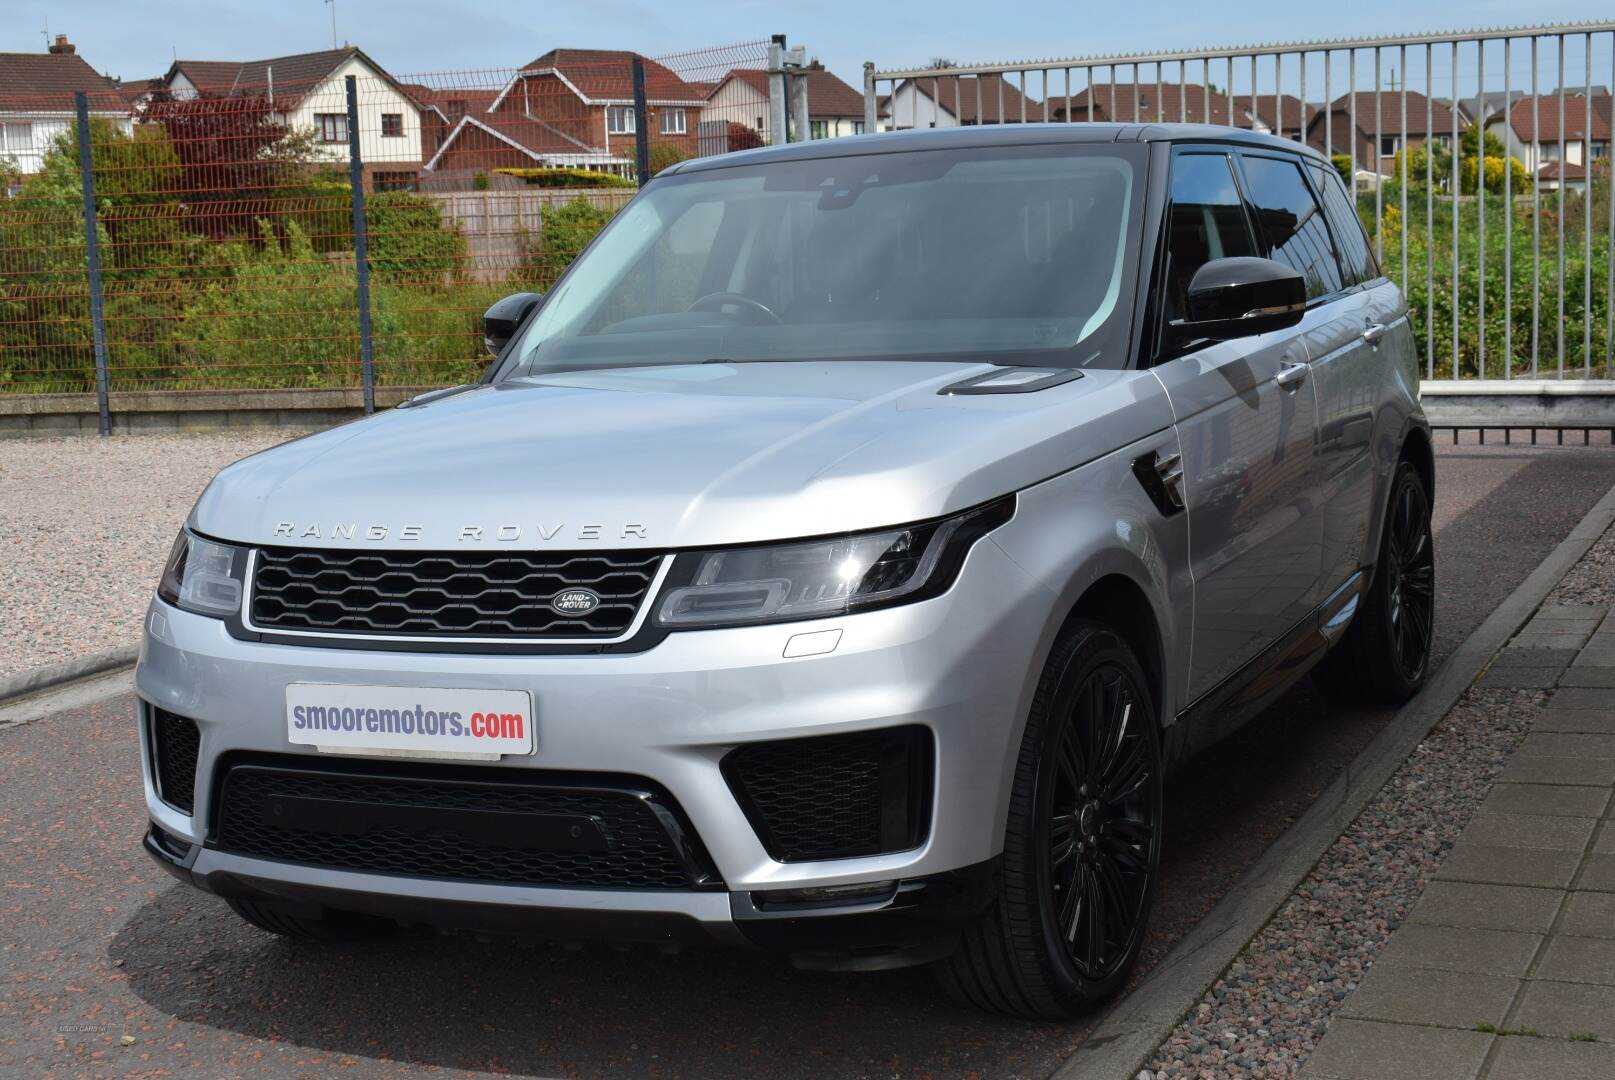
[
  {"x1": 483, "y1": 291, "x2": 543, "y2": 356},
  {"x1": 1171, "y1": 257, "x2": 1305, "y2": 343}
]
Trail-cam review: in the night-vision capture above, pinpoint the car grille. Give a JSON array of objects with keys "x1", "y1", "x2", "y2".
[
  {"x1": 248, "y1": 548, "x2": 663, "y2": 639},
  {"x1": 212, "y1": 758, "x2": 720, "y2": 890},
  {"x1": 722, "y1": 726, "x2": 933, "y2": 863},
  {"x1": 150, "y1": 707, "x2": 200, "y2": 814}
]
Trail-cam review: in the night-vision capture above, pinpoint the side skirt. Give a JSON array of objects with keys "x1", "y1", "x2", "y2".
[{"x1": 1167, "y1": 570, "x2": 1367, "y2": 766}]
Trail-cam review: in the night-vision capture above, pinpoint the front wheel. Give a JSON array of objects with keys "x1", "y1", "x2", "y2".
[
  {"x1": 1314, "y1": 460, "x2": 1435, "y2": 706},
  {"x1": 937, "y1": 621, "x2": 1163, "y2": 1019}
]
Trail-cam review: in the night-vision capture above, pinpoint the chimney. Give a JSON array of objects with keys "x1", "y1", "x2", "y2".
[{"x1": 49, "y1": 34, "x2": 75, "y2": 55}]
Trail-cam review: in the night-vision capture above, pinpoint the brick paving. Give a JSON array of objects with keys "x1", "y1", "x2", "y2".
[{"x1": 1300, "y1": 603, "x2": 1615, "y2": 1080}]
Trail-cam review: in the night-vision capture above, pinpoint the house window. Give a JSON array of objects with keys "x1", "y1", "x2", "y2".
[
  {"x1": 1594, "y1": 142, "x2": 1609, "y2": 159},
  {"x1": 1379, "y1": 135, "x2": 1401, "y2": 156},
  {"x1": 756, "y1": 115, "x2": 764, "y2": 130},
  {"x1": 607, "y1": 105, "x2": 635, "y2": 135},
  {"x1": 659, "y1": 108, "x2": 686, "y2": 135},
  {"x1": 2, "y1": 121, "x2": 33, "y2": 153},
  {"x1": 380, "y1": 113, "x2": 403, "y2": 137},
  {"x1": 810, "y1": 119, "x2": 828, "y2": 140},
  {"x1": 375, "y1": 171, "x2": 416, "y2": 191},
  {"x1": 852, "y1": 121, "x2": 866, "y2": 134},
  {"x1": 316, "y1": 113, "x2": 348, "y2": 143},
  {"x1": 1542, "y1": 142, "x2": 1561, "y2": 161}
]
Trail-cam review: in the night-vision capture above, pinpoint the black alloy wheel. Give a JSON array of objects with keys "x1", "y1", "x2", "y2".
[
  {"x1": 1384, "y1": 472, "x2": 1435, "y2": 684},
  {"x1": 1039, "y1": 663, "x2": 1161, "y2": 982},
  {"x1": 938, "y1": 621, "x2": 1163, "y2": 1019},
  {"x1": 1313, "y1": 459, "x2": 1436, "y2": 706}
]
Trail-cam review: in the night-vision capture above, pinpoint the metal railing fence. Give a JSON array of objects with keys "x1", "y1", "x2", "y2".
[
  {"x1": 865, "y1": 20, "x2": 1615, "y2": 382},
  {"x1": 0, "y1": 39, "x2": 779, "y2": 417}
]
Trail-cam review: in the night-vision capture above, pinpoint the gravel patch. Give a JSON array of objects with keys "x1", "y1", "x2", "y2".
[
  {"x1": 1142, "y1": 686, "x2": 1542, "y2": 1079},
  {"x1": 0, "y1": 431, "x2": 301, "y2": 679},
  {"x1": 1546, "y1": 520, "x2": 1615, "y2": 607}
]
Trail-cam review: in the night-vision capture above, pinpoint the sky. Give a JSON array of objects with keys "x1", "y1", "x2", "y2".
[{"x1": 4, "y1": 0, "x2": 1613, "y2": 96}]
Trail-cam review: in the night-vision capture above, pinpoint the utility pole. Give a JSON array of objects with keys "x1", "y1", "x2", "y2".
[{"x1": 325, "y1": 0, "x2": 338, "y2": 48}]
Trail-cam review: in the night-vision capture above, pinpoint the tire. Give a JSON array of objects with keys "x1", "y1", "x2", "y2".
[
  {"x1": 225, "y1": 897, "x2": 394, "y2": 943},
  {"x1": 936, "y1": 620, "x2": 1163, "y2": 1020},
  {"x1": 1314, "y1": 460, "x2": 1435, "y2": 706}
]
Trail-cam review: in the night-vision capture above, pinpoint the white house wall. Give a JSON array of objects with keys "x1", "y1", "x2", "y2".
[
  {"x1": 287, "y1": 56, "x2": 423, "y2": 169},
  {"x1": 886, "y1": 82, "x2": 957, "y2": 130},
  {"x1": 2, "y1": 113, "x2": 133, "y2": 175}
]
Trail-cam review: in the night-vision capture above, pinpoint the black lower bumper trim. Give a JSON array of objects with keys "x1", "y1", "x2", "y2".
[
  {"x1": 143, "y1": 823, "x2": 996, "y2": 965},
  {"x1": 731, "y1": 857, "x2": 998, "y2": 970}
]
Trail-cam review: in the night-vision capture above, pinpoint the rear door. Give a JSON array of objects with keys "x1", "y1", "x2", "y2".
[
  {"x1": 1150, "y1": 148, "x2": 1323, "y2": 703},
  {"x1": 1292, "y1": 156, "x2": 1388, "y2": 591}
]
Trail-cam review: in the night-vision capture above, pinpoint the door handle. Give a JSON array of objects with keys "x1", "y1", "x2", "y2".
[
  {"x1": 1276, "y1": 361, "x2": 1309, "y2": 391},
  {"x1": 1361, "y1": 322, "x2": 1388, "y2": 346}
]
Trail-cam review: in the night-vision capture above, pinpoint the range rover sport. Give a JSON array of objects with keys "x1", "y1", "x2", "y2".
[{"x1": 138, "y1": 123, "x2": 1432, "y2": 1020}]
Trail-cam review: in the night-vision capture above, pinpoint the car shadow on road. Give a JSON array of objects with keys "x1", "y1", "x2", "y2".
[{"x1": 110, "y1": 882, "x2": 1081, "y2": 1078}]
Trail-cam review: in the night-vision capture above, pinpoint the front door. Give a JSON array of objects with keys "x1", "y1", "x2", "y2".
[{"x1": 1151, "y1": 149, "x2": 1324, "y2": 704}]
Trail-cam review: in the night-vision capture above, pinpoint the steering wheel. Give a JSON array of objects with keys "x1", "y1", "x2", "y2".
[{"x1": 687, "y1": 292, "x2": 783, "y2": 325}]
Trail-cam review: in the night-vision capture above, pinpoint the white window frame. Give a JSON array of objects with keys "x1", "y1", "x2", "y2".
[
  {"x1": 659, "y1": 107, "x2": 686, "y2": 135},
  {"x1": 810, "y1": 119, "x2": 829, "y2": 140},
  {"x1": 3, "y1": 121, "x2": 33, "y2": 153},
  {"x1": 607, "y1": 105, "x2": 635, "y2": 135},
  {"x1": 1379, "y1": 134, "x2": 1401, "y2": 157},
  {"x1": 316, "y1": 113, "x2": 348, "y2": 144}
]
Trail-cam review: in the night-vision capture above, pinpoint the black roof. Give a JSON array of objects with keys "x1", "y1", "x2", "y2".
[{"x1": 667, "y1": 122, "x2": 1327, "y2": 176}]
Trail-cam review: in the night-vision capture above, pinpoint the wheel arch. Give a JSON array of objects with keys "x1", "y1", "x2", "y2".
[{"x1": 1057, "y1": 573, "x2": 1168, "y2": 731}]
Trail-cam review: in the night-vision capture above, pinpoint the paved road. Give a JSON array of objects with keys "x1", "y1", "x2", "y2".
[{"x1": 3, "y1": 441, "x2": 1612, "y2": 1080}]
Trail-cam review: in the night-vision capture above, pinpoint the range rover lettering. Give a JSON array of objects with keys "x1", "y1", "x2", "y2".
[{"x1": 139, "y1": 123, "x2": 1432, "y2": 1019}]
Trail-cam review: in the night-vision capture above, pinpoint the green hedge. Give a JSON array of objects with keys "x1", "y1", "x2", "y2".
[{"x1": 492, "y1": 167, "x2": 635, "y2": 188}]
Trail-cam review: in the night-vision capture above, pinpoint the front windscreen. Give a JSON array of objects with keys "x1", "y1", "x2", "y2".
[{"x1": 497, "y1": 141, "x2": 1145, "y2": 377}]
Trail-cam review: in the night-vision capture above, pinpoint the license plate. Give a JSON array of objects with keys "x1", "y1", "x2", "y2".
[{"x1": 286, "y1": 684, "x2": 534, "y2": 760}]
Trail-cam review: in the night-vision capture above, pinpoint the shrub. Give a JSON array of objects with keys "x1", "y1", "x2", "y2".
[
  {"x1": 365, "y1": 190, "x2": 466, "y2": 284},
  {"x1": 648, "y1": 142, "x2": 685, "y2": 175},
  {"x1": 527, "y1": 196, "x2": 620, "y2": 288},
  {"x1": 180, "y1": 220, "x2": 398, "y2": 388}
]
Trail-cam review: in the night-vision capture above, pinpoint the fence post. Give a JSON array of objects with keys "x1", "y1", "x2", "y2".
[
  {"x1": 863, "y1": 62, "x2": 878, "y2": 133},
  {"x1": 344, "y1": 75, "x2": 375, "y2": 414},
  {"x1": 790, "y1": 65, "x2": 810, "y2": 142},
  {"x1": 74, "y1": 92, "x2": 111, "y2": 436},
  {"x1": 768, "y1": 36, "x2": 789, "y2": 144},
  {"x1": 631, "y1": 58, "x2": 651, "y2": 185}
]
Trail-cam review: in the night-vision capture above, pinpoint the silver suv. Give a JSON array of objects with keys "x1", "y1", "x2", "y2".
[{"x1": 138, "y1": 124, "x2": 1431, "y2": 1020}]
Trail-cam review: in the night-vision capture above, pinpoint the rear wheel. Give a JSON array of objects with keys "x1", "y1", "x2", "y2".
[
  {"x1": 1315, "y1": 460, "x2": 1435, "y2": 705},
  {"x1": 225, "y1": 898, "x2": 394, "y2": 943},
  {"x1": 937, "y1": 621, "x2": 1163, "y2": 1019}
]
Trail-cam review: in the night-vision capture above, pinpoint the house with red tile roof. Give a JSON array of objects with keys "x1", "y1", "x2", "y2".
[
  {"x1": 703, "y1": 62, "x2": 872, "y2": 144},
  {"x1": 425, "y1": 49, "x2": 708, "y2": 180},
  {"x1": 1484, "y1": 92, "x2": 1611, "y2": 191},
  {"x1": 0, "y1": 35, "x2": 131, "y2": 177},
  {"x1": 1304, "y1": 91, "x2": 1459, "y2": 178},
  {"x1": 1052, "y1": 83, "x2": 1309, "y2": 139},
  {"x1": 161, "y1": 47, "x2": 424, "y2": 190}
]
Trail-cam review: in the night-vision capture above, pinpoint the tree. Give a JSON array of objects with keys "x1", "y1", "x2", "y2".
[{"x1": 144, "y1": 91, "x2": 340, "y2": 239}]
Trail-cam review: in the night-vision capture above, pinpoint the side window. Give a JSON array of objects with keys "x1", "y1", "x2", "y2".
[
  {"x1": 1308, "y1": 161, "x2": 1380, "y2": 285},
  {"x1": 1162, "y1": 153, "x2": 1258, "y2": 324},
  {"x1": 1238, "y1": 154, "x2": 1344, "y2": 300}
]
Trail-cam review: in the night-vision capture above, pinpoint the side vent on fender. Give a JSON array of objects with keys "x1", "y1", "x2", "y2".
[{"x1": 1132, "y1": 450, "x2": 1185, "y2": 517}]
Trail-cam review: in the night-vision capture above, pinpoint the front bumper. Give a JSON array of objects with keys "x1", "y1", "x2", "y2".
[{"x1": 135, "y1": 536, "x2": 1045, "y2": 961}]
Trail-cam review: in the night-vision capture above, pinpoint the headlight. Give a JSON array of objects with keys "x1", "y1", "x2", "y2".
[
  {"x1": 655, "y1": 496, "x2": 1013, "y2": 629},
  {"x1": 157, "y1": 530, "x2": 244, "y2": 618}
]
